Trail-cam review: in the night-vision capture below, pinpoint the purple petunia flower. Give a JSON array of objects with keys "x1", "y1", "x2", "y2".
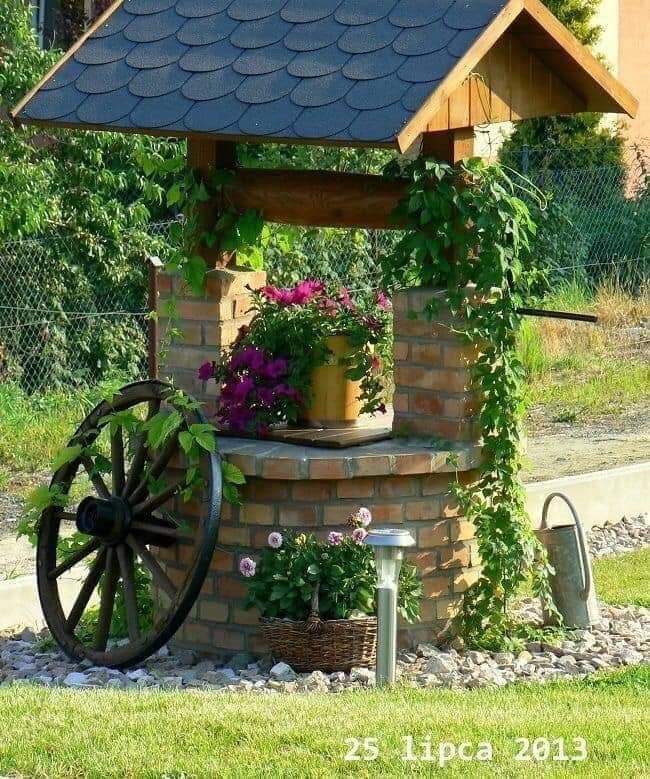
[
  {"x1": 268, "y1": 531, "x2": 283, "y2": 549},
  {"x1": 239, "y1": 557, "x2": 256, "y2": 577},
  {"x1": 375, "y1": 290, "x2": 392, "y2": 311},
  {"x1": 352, "y1": 527, "x2": 368, "y2": 544},
  {"x1": 197, "y1": 361, "x2": 215, "y2": 381},
  {"x1": 328, "y1": 531, "x2": 343, "y2": 546}
]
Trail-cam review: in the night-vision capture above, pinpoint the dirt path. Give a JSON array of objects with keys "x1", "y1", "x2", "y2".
[{"x1": 524, "y1": 404, "x2": 650, "y2": 482}]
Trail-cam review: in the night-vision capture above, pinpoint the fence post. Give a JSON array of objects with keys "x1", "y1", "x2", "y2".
[
  {"x1": 147, "y1": 255, "x2": 163, "y2": 380},
  {"x1": 521, "y1": 144, "x2": 530, "y2": 175}
]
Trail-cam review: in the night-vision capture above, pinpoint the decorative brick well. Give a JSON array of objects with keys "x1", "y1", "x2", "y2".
[{"x1": 156, "y1": 273, "x2": 484, "y2": 658}]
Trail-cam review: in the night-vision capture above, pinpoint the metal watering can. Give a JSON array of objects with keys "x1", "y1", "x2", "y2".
[{"x1": 536, "y1": 492, "x2": 600, "y2": 629}]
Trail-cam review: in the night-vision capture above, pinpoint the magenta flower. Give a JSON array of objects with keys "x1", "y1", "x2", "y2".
[
  {"x1": 375, "y1": 290, "x2": 392, "y2": 311},
  {"x1": 261, "y1": 357, "x2": 289, "y2": 380},
  {"x1": 328, "y1": 531, "x2": 343, "y2": 546},
  {"x1": 338, "y1": 287, "x2": 354, "y2": 309},
  {"x1": 230, "y1": 376, "x2": 255, "y2": 403},
  {"x1": 371, "y1": 355, "x2": 381, "y2": 373},
  {"x1": 352, "y1": 527, "x2": 368, "y2": 544},
  {"x1": 239, "y1": 557, "x2": 256, "y2": 577},
  {"x1": 268, "y1": 531, "x2": 283, "y2": 549},
  {"x1": 197, "y1": 361, "x2": 215, "y2": 381}
]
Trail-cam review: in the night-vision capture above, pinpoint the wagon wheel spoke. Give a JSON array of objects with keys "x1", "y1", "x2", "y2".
[
  {"x1": 126, "y1": 533, "x2": 177, "y2": 600},
  {"x1": 53, "y1": 510, "x2": 78, "y2": 522},
  {"x1": 130, "y1": 428, "x2": 182, "y2": 506},
  {"x1": 130, "y1": 519, "x2": 192, "y2": 542},
  {"x1": 81, "y1": 455, "x2": 110, "y2": 500},
  {"x1": 48, "y1": 537, "x2": 101, "y2": 580},
  {"x1": 111, "y1": 427, "x2": 125, "y2": 496},
  {"x1": 122, "y1": 399, "x2": 161, "y2": 498},
  {"x1": 66, "y1": 547, "x2": 107, "y2": 632},
  {"x1": 116, "y1": 544, "x2": 140, "y2": 641},
  {"x1": 132, "y1": 480, "x2": 184, "y2": 519},
  {"x1": 93, "y1": 547, "x2": 120, "y2": 652}
]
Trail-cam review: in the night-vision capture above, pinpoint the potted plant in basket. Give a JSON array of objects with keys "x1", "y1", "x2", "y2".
[
  {"x1": 197, "y1": 280, "x2": 392, "y2": 434},
  {"x1": 238, "y1": 508, "x2": 421, "y2": 672}
]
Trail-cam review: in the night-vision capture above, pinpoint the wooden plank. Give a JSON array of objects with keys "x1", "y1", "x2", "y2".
[
  {"x1": 448, "y1": 78, "x2": 471, "y2": 129},
  {"x1": 10, "y1": 0, "x2": 125, "y2": 119},
  {"x1": 220, "y1": 168, "x2": 409, "y2": 230},
  {"x1": 486, "y1": 35, "x2": 513, "y2": 122},
  {"x1": 469, "y1": 68, "x2": 492, "y2": 125}
]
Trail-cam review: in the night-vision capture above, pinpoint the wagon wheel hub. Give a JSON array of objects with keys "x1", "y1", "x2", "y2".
[{"x1": 76, "y1": 495, "x2": 131, "y2": 544}]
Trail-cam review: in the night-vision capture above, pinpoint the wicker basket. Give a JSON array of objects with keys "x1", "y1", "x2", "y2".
[{"x1": 260, "y1": 587, "x2": 377, "y2": 672}]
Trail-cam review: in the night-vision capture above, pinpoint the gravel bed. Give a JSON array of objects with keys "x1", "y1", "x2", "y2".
[
  {"x1": 0, "y1": 512, "x2": 648, "y2": 692},
  {"x1": 0, "y1": 601, "x2": 648, "y2": 692},
  {"x1": 588, "y1": 514, "x2": 649, "y2": 558}
]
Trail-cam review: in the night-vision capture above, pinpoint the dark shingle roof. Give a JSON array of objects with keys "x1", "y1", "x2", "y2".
[{"x1": 17, "y1": 0, "x2": 509, "y2": 144}]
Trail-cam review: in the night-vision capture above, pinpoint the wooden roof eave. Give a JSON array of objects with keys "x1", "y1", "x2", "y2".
[{"x1": 396, "y1": 0, "x2": 639, "y2": 153}]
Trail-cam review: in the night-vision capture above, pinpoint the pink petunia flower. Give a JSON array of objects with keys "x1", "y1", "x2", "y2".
[
  {"x1": 356, "y1": 507, "x2": 372, "y2": 527},
  {"x1": 268, "y1": 531, "x2": 283, "y2": 549},
  {"x1": 327, "y1": 531, "x2": 343, "y2": 546},
  {"x1": 239, "y1": 557, "x2": 256, "y2": 577},
  {"x1": 352, "y1": 527, "x2": 368, "y2": 544},
  {"x1": 375, "y1": 290, "x2": 392, "y2": 310}
]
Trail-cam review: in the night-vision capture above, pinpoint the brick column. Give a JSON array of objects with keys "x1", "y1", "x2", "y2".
[
  {"x1": 393, "y1": 288, "x2": 481, "y2": 442},
  {"x1": 158, "y1": 267, "x2": 266, "y2": 415}
]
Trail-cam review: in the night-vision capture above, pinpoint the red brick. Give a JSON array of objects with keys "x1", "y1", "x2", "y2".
[
  {"x1": 280, "y1": 506, "x2": 318, "y2": 526},
  {"x1": 436, "y1": 596, "x2": 461, "y2": 620},
  {"x1": 443, "y1": 343, "x2": 479, "y2": 368},
  {"x1": 453, "y1": 567, "x2": 481, "y2": 592},
  {"x1": 199, "y1": 600, "x2": 229, "y2": 622},
  {"x1": 262, "y1": 459, "x2": 303, "y2": 480},
  {"x1": 211, "y1": 550, "x2": 234, "y2": 572},
  {"x1": 410, "y1": 343, "x2": 443, "y2": 365},
  {"x1": 418, "y1": 521, "x2": 450, "y2": 548},
  {"x1": 351, "y1": 456, "x2": 391, "y2": 477},
  {"x1": 410, "y1": 392, "x2": 443, "y2": 416},
  {"x1": 394, "y1": 341, "x2": 409, "y2": 361},
  {"x1": 217, "y1": 576, "x2": 248, "y2": 599},
  {"x1": 394, "y1": 366, "x2": 470, "y2": 393},
  {"x1": 404, "y1": 499, "x2": 440, "y2": 521},
  {"x1": 438, "y1": 543, "x2": 471, "y2": 569},
  {"x1": 240, "y1": 503, "x2": 275, "y2": 525},
  {"x1": 158, "y1": 274, "x2": 173, "y2": 294},
  {"x1": 393, "y1": 391, "x2": 409, "y2": 413},
  {"x1": 211, "y1": 628, "x2": 245, "y2": 651},
  {"x1": 309, "y1": 459, "x2": 348, "y2": 479},
  {"x1": 393, "y1": 454, "x2": 435, "y2": 475},
  {"x1": 450, "y1": 519, "x2": 475, "y2": 542},
  {"x1": 323, "y1": 505, "x2": 354, "y2": 526},
  {"x1": 410, "y1": 551, "x2": 437, "y2": 576},
  {"x1": 246, "y1": 480, "x2": 290, "y2": 501},
  {"x1": 368, "y1": 503, "x2": 403, "y2": 523},
  {"x1": 337, "y1": 478, "x2": 375, "y2": 499},
  {"x1": 422, "y1": 576, "x2": 452, "y2": 599},
  {"x1": 422, "y1": 474, "x2": 453, "y2": 496},
  {"x1": 292, "y1": 481, "x2": 332, "y2": 501},
  {"x1": 378, "y1": 476, "x2": 418, "y2": 497},
  {"x1": 232, "y1": 607, "x2": 260, "y2": 626},
  {"x1": 176, "y1": 299, "x2": 220, "y2": 321},
  {"x1": 183, "y1": 623, "x2": 212, "y2": 645},
  {"x1": 217, "y1": 526, "x2": 250, "y2": 546}
]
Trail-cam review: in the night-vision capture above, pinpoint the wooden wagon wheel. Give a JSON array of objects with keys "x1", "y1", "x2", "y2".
[{"x1": 36, "y1": 380, "x2": 221, "y2": 669}]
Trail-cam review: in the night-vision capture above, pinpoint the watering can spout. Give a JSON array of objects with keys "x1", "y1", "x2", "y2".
[{"x1": 536, "y1": 492, "x2": 600, "y2": 629}]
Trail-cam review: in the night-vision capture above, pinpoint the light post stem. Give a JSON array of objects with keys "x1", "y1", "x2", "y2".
[{"x1": 376, "y1": 584, "x2": 397, "y2": 686}]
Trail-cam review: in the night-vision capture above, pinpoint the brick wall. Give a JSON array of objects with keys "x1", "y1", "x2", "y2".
[
  {"x1": 158, "y1": 267, "x2": 266, "y2": 415},
  {"x1": 393, "y1": 288, "x2": 482, "y2": 442},
  {"x1": 161, "y1": 466, "x2": 480, "y2": 658}
]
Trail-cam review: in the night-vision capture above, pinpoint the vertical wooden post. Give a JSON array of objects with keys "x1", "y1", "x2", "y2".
[
  {"x1": 421, "y1": 128, "x2": 476, "y2": 163},
  {"x1": 147, "y1": 255, "x2": 163, "y2": 380},
  {"x1": 187, "y1": 138, "x2": 237, "y2": 269}
]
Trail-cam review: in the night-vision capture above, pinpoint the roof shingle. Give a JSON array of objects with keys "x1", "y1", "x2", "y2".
[{"x1": 17, "y1": 0, "x2": 509, "y2": 144}]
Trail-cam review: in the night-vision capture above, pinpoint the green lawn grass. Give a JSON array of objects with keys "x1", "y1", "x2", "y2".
[
  {"x1": 593, "y1": 547, "x2": 650, "y2": 608},
  {"x1": 0, "y1": 667, "x2": 647, "y2": 778}
]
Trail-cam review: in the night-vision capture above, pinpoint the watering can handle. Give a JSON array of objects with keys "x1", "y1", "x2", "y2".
[{"x1": 541, "y1": 492, "x2": 591, "y2": 600}]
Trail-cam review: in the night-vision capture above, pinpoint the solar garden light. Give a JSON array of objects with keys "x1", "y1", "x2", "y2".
[{"x1": 364, "y1": 528, "x2": 416, "y2": 687}]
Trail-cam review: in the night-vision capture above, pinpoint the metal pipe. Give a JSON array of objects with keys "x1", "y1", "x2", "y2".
[{"x1": 517, "y1": 307, "x2": 598, "y2": 323}]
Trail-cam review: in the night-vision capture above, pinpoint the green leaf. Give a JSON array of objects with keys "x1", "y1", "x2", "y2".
[
  {"x1": 178, "y1": 430, "x2": 194, "y2": 455},
  {"x1": 52, "y1": 444, "x2": 82, "y2": 471},
  {"x1": 189, "y1": 423, "x2": 216, "y2": 453},
  {"x1": 184, "y1": 254, "x2": 207, "y2": 295},
  {"x1": 222, "y1": 461, "x2": 245, "y2": 485}
]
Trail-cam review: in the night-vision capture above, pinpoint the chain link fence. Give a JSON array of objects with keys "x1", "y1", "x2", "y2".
[{"x1": 1, "y1": 143, "x2": 648, "y2": 394}]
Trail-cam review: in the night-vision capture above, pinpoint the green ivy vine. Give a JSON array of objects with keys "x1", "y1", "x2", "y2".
[{"x1": 384, "y1": 156, "x2": 558, "y2": 649}]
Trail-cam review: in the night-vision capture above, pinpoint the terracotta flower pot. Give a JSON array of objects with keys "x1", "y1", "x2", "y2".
[{"x1": 299, "y1": 335, "x2": 362, "y2": 428}]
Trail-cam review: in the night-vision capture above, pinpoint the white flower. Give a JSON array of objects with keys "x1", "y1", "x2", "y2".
[{"x1": 268, "y1": 531, "x2": 283, "y2": 549}]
